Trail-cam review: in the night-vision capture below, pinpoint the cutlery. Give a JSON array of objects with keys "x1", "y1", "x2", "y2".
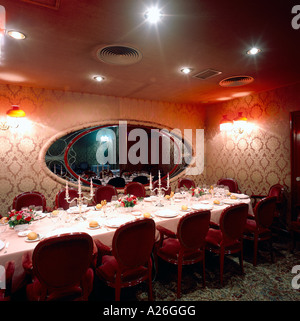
[{"x1": 4, "y1": 241, "x2": 9, "y2": 254}]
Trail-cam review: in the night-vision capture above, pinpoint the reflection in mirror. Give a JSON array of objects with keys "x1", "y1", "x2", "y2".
[{"x1": 45, "y1": 123, "x2": 193, "y2": 187}]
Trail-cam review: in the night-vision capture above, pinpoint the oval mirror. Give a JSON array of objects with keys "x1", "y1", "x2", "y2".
[{"x1": 45, "y1": 122, "x2": 193, "y2": 187}]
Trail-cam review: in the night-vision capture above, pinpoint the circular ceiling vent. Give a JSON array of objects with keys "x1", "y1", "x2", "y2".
[
  {"x1": 96, "y1": 45, "x2": 142, "y2": 65},
  {"x1": 219, "y1": 75, "x2": 254, "y2": 87}
]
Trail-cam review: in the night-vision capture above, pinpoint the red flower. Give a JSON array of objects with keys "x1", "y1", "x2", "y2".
[
  {"x1": 25, "y1": 216, "x2": 31, "y2": 222},
  {"x1": 16, "y1": 214, "x2": 22, "y2": 221},
  {"x1": 127, "y1": 197, "x2": 133, "y2": 202},
  {"x1": 121, "y1": 201, "x2": 125, "y2": 207}
]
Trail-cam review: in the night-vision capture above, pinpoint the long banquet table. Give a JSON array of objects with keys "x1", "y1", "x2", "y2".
[{"x1": 0, "y1": 193, "x2": 253, "y2": 293}]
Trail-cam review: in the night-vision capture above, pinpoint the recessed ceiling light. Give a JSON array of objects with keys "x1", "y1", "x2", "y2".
[
  {"x1": 246, "y1": 47, "x2": 261, "y2": 55},
  {"x1": 7, "y1": 30, "x2": 26, "y2": 40},
  {"x1": 93, "y1": 75, "x2": 104, "y2": 82},
  {"x1": 180, "y1": 67, "x2": 192, "y2": 74},
  {"x1": 144, "y1": 7, "x2": 163, "y2": 23}
]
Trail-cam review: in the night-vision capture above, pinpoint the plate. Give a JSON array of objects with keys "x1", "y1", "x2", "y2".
[
  {"x1": 213, "y1": 202, "x2": 224, "y2": 206},
  {"x1": 144, "y1": 197, "x2": 154, "y2": 202},
  {"x1": 34, "y1": 213, "x2": 47, "y2": 220},
  {"x1": 237, "y1": 194, "x2": 249, "y2": 199},
  {"x1": 105, "y1": 217, "x2": 134, "y2": 228},
  {"x1": 25, "y1": 234, "x2": 42, "y2": 242},
  {"x1": 18, "y1": 230, "x2": 32, "y2": 237},
  {"x1": 67, "y1": 206, "x2": 90, "y2": 214},
  {"x1": 132, "y1": 211, "x2": 142, "y2": 216},
  {"x1": 155, "y1": 209, "x2": 178, "y2": 218},
  {"x1": 0, "y1": 240, "x2": 4, "y2": 250},
  {"x1": 192, "y1": 204, "x2": 213, "y2": 210},
  {"x1": 224, "y1": 199, "x2": 239, "y2": 204},
  {"x1": 87, "y1": 225, "x2": 101, "y2": 230}
]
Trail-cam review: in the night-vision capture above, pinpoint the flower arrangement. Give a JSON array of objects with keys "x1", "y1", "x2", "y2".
[
  {"x1": 8, "y1": 209, "x2": 34, "y2": 228},
  {"x1": 190, "y1": 187, "x2": 205, "y2": 198},
  {"x1": 119, "y1": 194, "x2": 137, "y2": 208}
]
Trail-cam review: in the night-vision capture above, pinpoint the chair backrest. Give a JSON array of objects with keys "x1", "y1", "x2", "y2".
[
  {"x1": 217, "y1": 178, "x2": 240, "y2": 193},
  {"x1": 32, "y1": 233, "x2": 93, "y2": 290},
  {"x1": 55, "y1": 188, "x2": 79, "y2": 210},
  {"x1": 112, "y1": 219, "x2": 155, "y2": 269},
  {"x1": 93, "y1": 185, "x2": 117, "y2": 203},
  {"x1": 177, "y1": 210, "x2": 211, "y2": 250},
  {"x1": 152, "y1": 180, "x2": 171, "y2": 195},
  {"x1": 132, "y1": 175, "x2": 149, "y2": 185},
  {"x1": 107, "y1": 177, "x2": 125, "y2": 188},
  {"x1": 268, "y1": 184, "x2": 285, "y2": 203},
  {"x1": 124, "y1": 182, "x2": 146, "y2": 198},
  {"x1": 254, "y1": 196, "x2": 277, "y2": 228},
  {"x1": 220, "y1": 203, "x2": 249, "y2": 241},
  {"x1": 13, "y1": 191, "x2": 47, "y2": 212},
  {"x1": 178, "y1": 178, "x2": 196, "y2": 189}
]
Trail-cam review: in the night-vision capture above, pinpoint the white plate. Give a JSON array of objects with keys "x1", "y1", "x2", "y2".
[
  {"x1": 18, "y1": 230, "x2": 32, "y2": 237},
  {"x1": 155, "y1": 209, "x2": 178, "y2": 218},
  {"x1": 0, "y1": 240, "x2": 4, "y2": 250},
  {"x1": 105, "y1": 217, "x2": 134, "y2": 228},
  {"x1": 224, "y1": 199, "x2": 239, "y2": 204},
  {"x1": 34, "y1": 213, "x2": 47, "y2": 220},
  {"x1": 132, "y1": 211, "x2": 142, "y2": 216},
  {"x1": 237, "y1": 194, "x2": 249, "y2": 199},
  {"x1": 192, "y1": 204, "x2": 213, "y2": 210},
  {"x1": 87, "y1": 225, "x2": 101, "y2": 230},
  {"x1": 213, "y1": 202, "x2": 224, "y2": 206},
  {"x1": 200, "y1": 200, "x2": 210, "y2": 204},
  {"x1": 25, "y1": 234, "x2": 42, "y2": 242},
  {"x1": 144, "y1": 197, "x2": 154, "y2": 202},
  {"x1": 67, "y1": 206, "x2": 89, "y2": 214}
]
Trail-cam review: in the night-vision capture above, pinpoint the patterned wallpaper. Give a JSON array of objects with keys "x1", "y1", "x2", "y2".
[
  {"x1": 0, "y1": 84, "x2": 205, "y2": 215},
  {"x1": 0, "y1": 82, "x2": 299, "y2": 215},
  {"x1": 205, "y1": 82, "x2": 300, "y2": 197}
]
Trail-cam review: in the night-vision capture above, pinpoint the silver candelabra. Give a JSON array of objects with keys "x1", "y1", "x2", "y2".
[
  {"x1": 149, "y1": 171, "x2": 170, "y2": 207},
  {"x1": 65, "y1": 176, "x2": 94, "y2": 220}
]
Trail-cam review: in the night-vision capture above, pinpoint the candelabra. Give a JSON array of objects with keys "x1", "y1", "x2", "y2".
[
  {"x1": 65, "y1": 176, "x2": 94, "y2": 221},
  {"x1": 149, "y1": 171, "x2": 170, "y2": 207}
]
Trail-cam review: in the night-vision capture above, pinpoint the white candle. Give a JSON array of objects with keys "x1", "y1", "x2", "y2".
[
  {"x1": 78, "y1": 176, "x2": 81, "y2": 194},
  {"x1": 66, "y1": 181, "x2": 69, "y2": 198},
  {"x1": 167, "y1": 172, "x2": 170, "y2": 188},
  {"x1": 149, "y1": 173, "x2": 153, "y2": 189},
  {"x1": 90, "y1": 178, "x2": 93, "y2": 196}
]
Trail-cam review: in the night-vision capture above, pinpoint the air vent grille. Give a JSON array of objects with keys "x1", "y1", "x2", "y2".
[
  {"x1": 219, "y1": 76, "x2": 254, "y2": 87},
  {"x1": 96, "y1": 45, "x2": 142, "y2": 65},
  {"x1": 193, "y1": 69, "x2": 222, "y2": 80}
]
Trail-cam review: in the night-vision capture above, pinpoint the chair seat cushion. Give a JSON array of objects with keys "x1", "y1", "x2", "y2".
[
  {"x1": 244, "y1": 218, "x2": 270, "y2": 235},
  {"x1": 157, "y1": 238, "x2": 204, "y2": 263},
  {"x1": 96, "y1": 255, "x2": 148, "y2": 284},
  {"x1": 205, "y1": 228, "x2": 239, "y2": 248}
]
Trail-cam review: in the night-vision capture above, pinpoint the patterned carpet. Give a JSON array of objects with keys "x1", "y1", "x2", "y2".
[{"x1": 90, "y1": 234, "x2": 300, "y2": 301}]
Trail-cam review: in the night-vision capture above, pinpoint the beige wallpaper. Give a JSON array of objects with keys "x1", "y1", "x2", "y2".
[
  {"x1": 204, "y1": 82, "x2": 300, "y2": 197},
  {"x1": 0, "y1": 84, "x2": 205, "y2": 215}
]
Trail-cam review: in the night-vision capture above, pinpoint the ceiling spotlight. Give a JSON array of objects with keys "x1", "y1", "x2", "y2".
[
  {"x1": 144, "y1": 7, "x2": 163, "y2": 23},
  {"x1": 246, "y1": 47, "x2": 261, "y2": 55},
  {"x1": 7, "y1": 30, "x2": 26, "y2": 40},
  {"x1": 93, "y1": 75, "x2": 104, "y2": 82},
  {"x1": 180, "y1": 67, "x2": 192, "y2": 74}
]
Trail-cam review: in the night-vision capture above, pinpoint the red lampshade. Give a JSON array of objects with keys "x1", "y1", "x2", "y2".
[
  {"x1": 6, "y1": 105, "x2": 26, "y2": 118},
  {"x1": 220, "y1": 114, "x2": 233, "y2": 131}
]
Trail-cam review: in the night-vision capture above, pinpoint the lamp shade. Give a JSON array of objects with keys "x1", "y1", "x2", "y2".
[
  {"x1": 220, "y1": 114, "x2": 233, "y2": 131},
  {"x1": 6, "y1": 105, "x2": 26, "y2": 118},
  {"x1": 233, "y1": 112, "x2": 247, "y2": 126}
]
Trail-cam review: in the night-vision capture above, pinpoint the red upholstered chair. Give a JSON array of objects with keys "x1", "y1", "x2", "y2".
[
  {"x1": 152, "y1": 180, "x2": 171, "y2": 196},
  {"x1": 95, "y1": 218, "x2": 155, "y2": 301},
  {"x1": 205, "y1": 203, "x2": 248, "y2": 285},
  {"x1": 0, "y1": 261, "x2": 15, "y2": 301},
  {"x1": 243, "y1": 196, "x2": 277, "y2": 266},
  {"x1": 26, "y1": 232, "x2": 94, "y2": 301},
  {"x1": 124, "y1": 182, "x2": 146, "y2": 198},
  {"x1": 217, "y1": 178, "x2": 241, "y2": 193},
  {"x1": 55, "y1": 187, "x2": 79, "y2": 210},
  {"x1": 12, "y1": 191, "x2": 47, "y2": 212},
  {"x1": 177, "y1": 178, "x2": 196, "y2": 190},
  {"x1": 93, "y1": 185, "x2": 117, "y2": 204},
  {"x1": 155, "y1": 210, "x2": 211, "y2": 298}
]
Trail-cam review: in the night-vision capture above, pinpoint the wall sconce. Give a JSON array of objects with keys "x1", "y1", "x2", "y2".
[
  {"x1": 0, "y1": 105, "x2": 26, "y2": 130},
  {"x1": 220, "y1": 112, "x2": 248, "y2": 134}
]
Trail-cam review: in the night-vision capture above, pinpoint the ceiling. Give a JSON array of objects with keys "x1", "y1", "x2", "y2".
[{"x1": 0, "y1": 0, "x2": 299, "y2": 104}]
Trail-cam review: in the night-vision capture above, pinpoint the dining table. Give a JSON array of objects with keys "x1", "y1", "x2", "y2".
[{"x1": 0, "y1": 192, "x2": 253, "y2": 293}]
